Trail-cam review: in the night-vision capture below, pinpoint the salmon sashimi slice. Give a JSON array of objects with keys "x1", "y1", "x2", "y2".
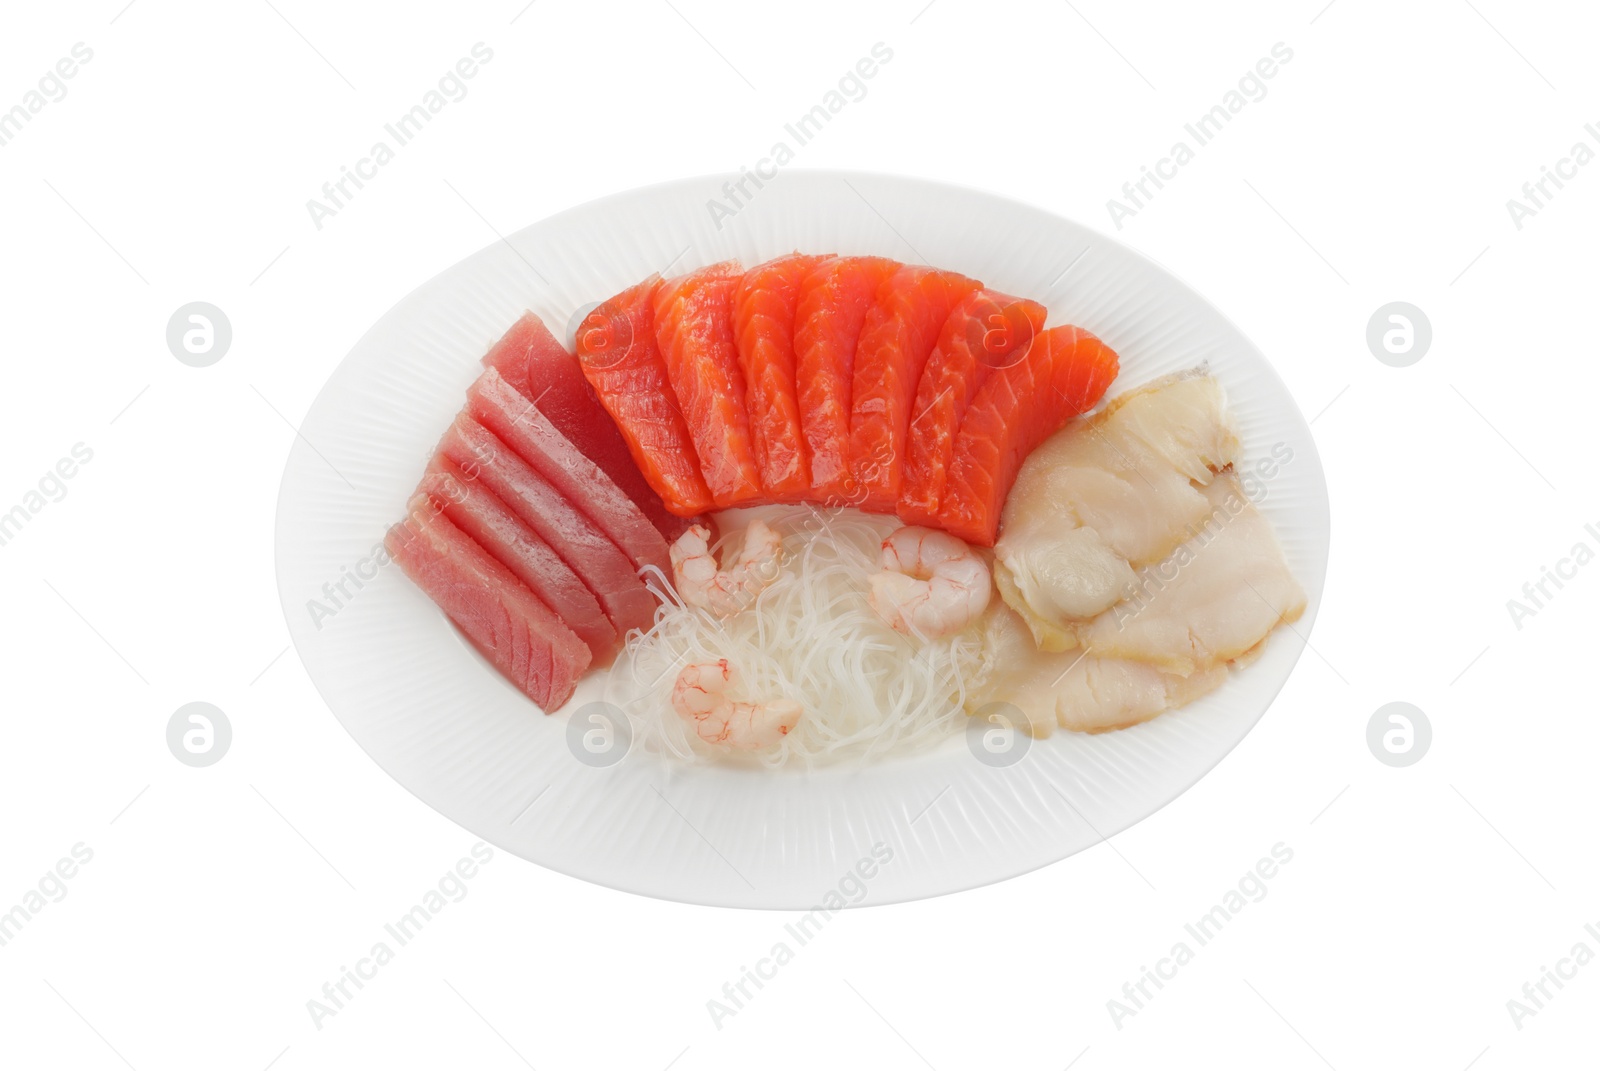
[
  {"x1": 420, "y1": 457, "x2": 618, "y2": 661},
  {"x1": 483, "y1": 312, "x2": 698, "y2": 541},
  {"x1": 731, "y1": 253, "x2": 828, "y2": 501},
  {"x1": 439, "y1": 414, "x2": 657, "y2": 636},
  {"x1": 575, "y1": 278, "x2": 715, "y2": 517},
  {"x1": 848, "y1": 266, "x2": 983, "y2": 512},
  {"x1": 386, "y1": 498, "x2": 590, "y2": 711},
  {"x1": 466, "y1": 366, "x2": 671, "y2": 578},
  {"x1": 897, "y1": 289, "x2": 1048, "y2": 526},
  {"x1": 793, "y1": 255, "x2": 900, "y2": 504},
  {"x1": 936, "y1": 325, "x2": 1121, "y2": 546},
  {"x1": 653, "y1": 261, "x2": 764, "y2": 508}
]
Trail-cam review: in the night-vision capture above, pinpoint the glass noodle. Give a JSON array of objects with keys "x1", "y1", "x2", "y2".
[{"x1": 607, "y1": 507, "x2": 979, "y2": 767}]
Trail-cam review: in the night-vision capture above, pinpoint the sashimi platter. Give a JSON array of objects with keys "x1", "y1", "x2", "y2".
[{"x1": 276, "y1": 173, "x2": 1328, "y2": 906}]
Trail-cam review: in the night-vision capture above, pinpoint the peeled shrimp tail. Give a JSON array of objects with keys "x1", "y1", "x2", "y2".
[
  {"x1": 721, "y1": 699, "x2": 802, "y2": 750},
  {"x1": 670, "y1": 660, "x2": 802, "y2": 751},
  {"x1": 669, "y1": 521, "x2": 784, "y2": 617},
  {"x1": 868, "y1": 526, "x2": 992, "y2": 638}
]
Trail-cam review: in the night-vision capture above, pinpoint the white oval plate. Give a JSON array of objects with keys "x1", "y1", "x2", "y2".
[{"x1": 275, "y1": 170, "x2": 1329, "y2": 908}]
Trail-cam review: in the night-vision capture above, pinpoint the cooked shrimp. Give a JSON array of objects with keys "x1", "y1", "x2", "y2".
[
  {"x1": 671, "y1": 659, "x2": 802, "y2": 750},
  {"x1": 869, "y1": 526, "x2": 992, "y2": 638},
  {"x1": 670, "y1": 521, "x2": 783, "y2": 617}
]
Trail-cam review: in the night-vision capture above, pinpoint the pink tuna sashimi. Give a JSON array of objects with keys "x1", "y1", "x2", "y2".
[
  {"x1": 438, "y1": 414, "x2": 656, "y2": 636},
  {"x1": 386, "y1": 498, "x2": 590, "y2": 711},
  {"x1": 483, "y1": 312, "x2": 698, "y2": 541},
  {"x1": 482, "y1": 311, "x2": 544, "y2": 394},
  {"x1": 467, "y1": 366, "x2": 671, "y2": 578},
  {"x1": 421, "y1": 457, "x2": 618, "y2": 661}
]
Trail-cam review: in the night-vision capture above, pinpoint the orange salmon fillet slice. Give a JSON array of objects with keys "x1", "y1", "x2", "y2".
[
  {"x1": 898, "y1": 288, "x2": 1047, "y2": 526},
  {"x1": 936, "y1": 325, "x2": 1120, "y2": 546},
  {"x1": 732, "y1": 253, "x2": 829, "y2": 501},
  {"x1": 793, "y1": 255, "x2": 900, "y2": 505},
  {"x1": 654, "y1": 261, "x2": 764, "y2": 508},
  {"x1": 574, "y1": 277, "x2": 715, "y2": 517},
  {"x1": 848, "y1": 266, "x2": 982, "y2": 513}
]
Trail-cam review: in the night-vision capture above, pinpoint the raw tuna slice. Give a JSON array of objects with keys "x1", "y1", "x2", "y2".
[
  {"x1": 481, "y1": 312, "x2": 696, "y2": 541},
  {"x1": 466, "y1": 366, "x2": 671, "y2": 578},
  {"x1": 575, "y1": 278, "x2": 715, "y2": 517},
  {"x1": 420, "y1": 457, "x2": 618, "y2": 661},
  {"x1": 936, "y1": 325, "x2": 1121, "y2": 546},
  {"x1": 386, "y1": 498, "x2": 590, "y2": 711},
  {"x1": 898, "y1": 289, "x2": 1047, "y2": 526},
  {"x1": 439, "y1": 414, "x2": 657, "y2": 636},
  {"x1": 481, "y1": 312, "x2": 541, "y2": 394},
  {"x1": 654, "y1": 261, "x2": 764, "y2": 508},
  {"x1": 793, "y1": 256, "x2": 900, "y2": 504},
  {"x1": 848, "y1": 266, "x2": 982, "y2": 513},
  {"x1": 731, "y1": 253, "x2": 828, "y2": 500}
]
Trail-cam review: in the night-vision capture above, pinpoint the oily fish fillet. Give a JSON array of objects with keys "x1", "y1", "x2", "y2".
[
  {"x1": 654, "y1": 261, "x2": 764, "y2": 508},
  {"x1": 732, "y1": 253, "x2": 828, "y2": 501},
  {"x1": 968, "y1": 473, "x2": 1305, "y2": 734},
  {"x1": 993, "y1": 371, "x2": 1242, "y2": 650},
  {"x1": 848, "y1": 266, "x2": 981, "y2": 512},
  {"x1": 794, "y1": 256, "x2": 900, "y2": 502},
  {"x1": 933, "y1": 325, "x2": 1120, "y2": 547},
  {"x1": 574, "y1": 277, "x2": 716, "y2": 517}
]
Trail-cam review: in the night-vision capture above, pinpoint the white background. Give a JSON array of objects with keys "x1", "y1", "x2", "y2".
[{"x1": 1, "y1": 0, "x2": 1595, "y2": 1067}]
